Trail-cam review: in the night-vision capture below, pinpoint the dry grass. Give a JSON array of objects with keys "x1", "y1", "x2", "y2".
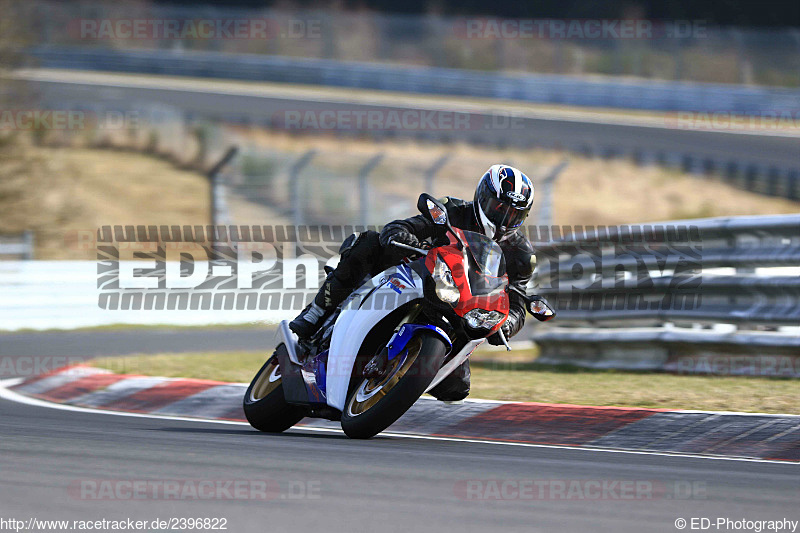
[
  {"x1": 550, "y1": 157, "x2": 800, "y2": 225},
  {"x1": 0, "y1": 138, "x2": 209, "y2": 259},
  {"x1": 87, "y1": 350, "x2": 799, "y2": 414},
  {"x1": 2, "y1": 123, "x2": 798, "y2": 259}
]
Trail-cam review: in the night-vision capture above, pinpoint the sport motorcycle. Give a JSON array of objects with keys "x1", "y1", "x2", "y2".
[{"x1": 244, "y1": 194, "x2": 555, "y2": 439}]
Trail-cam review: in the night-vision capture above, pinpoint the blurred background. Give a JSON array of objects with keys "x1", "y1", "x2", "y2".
[{"x1": 0, "y1": 0, "x2": 798, "y2": 380}]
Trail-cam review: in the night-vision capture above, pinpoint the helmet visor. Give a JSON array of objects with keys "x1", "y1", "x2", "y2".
[{"x1": 478, "y1": 193, "x2": 529, "y2": 229}]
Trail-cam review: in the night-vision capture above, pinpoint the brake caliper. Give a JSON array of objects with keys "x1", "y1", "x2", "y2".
[{"x1": 363, "y1": 352, "x2": 388, "y2": 378}]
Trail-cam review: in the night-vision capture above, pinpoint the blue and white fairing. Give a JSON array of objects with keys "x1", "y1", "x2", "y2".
[{"x1": 325, "y1": 264, "x2": 425, "y2": 411}]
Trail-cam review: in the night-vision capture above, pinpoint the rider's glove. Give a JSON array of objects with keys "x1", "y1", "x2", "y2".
[
  {"x1": 388, "y1": 231, "x2": 421, "y2": 250},
  {"x1": 487, "y1": 320, "x2": 514, "y2": 346}
]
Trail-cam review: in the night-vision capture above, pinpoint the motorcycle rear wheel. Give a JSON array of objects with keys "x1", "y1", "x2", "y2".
[
  {"x1": 341, "y1": 332, "x2": 448, "y2": 439},
  {"x1": 243, "y1": 345, "x2": 306, "y2": 433}
]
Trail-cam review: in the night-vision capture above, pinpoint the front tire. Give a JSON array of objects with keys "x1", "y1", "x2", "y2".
[
  {"x1": 341, "y1": 333, "x2": 448, "y2": 439},
  {"x1": 243, "y1": 346, "x2": 306, "y2": 433}
]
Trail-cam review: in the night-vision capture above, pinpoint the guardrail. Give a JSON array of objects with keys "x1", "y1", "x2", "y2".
[
  {"x1": 28, "y1": 45, "x2": 800, "y2": 114},
  {"x1": 0, "y1": 232, "x2": 34, "y2": 260},
  {"x1": 526, "y1": 214, "x2": 800, "y2": 376},
  {"x1": 2, "y1": 213, "x2": 798, "y2": 378},
  {"x1": 19, "y1": 0, "x2": 800, "y2": 87}
]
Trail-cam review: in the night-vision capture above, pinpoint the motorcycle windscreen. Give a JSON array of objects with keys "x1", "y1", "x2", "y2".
[{"x1": 461, "y1": 230, "x2": 507, "y2": 296}]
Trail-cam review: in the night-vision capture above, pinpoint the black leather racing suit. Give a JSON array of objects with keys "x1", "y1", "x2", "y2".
[
  {"x1": 318, "y1": 195, "x2": 535, "y2": 401},
  {"x1": 378, "y1": 196, "x2": 536, "y2": 401},
  {"x1": 380, "y1": 196, "x2": 535, "y2": 339}
]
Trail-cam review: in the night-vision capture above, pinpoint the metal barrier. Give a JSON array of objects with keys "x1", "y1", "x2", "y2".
[
  {"x1": 0, "y1": 232, "x2": 34, "y2": 260},
  {"x1": 526, "y1": 214, "x2": 800, "y2": 375},
  {"x1": 27, "y1": 45, "x2": 800, "y2": 114},
  {"x1": 18, "y1": 1, "x2": 800, "y2": 87}
]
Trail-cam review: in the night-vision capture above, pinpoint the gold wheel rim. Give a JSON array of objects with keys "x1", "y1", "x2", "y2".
[
  {"x1": 250, "y1": 359, "x2": 282, "y2": 401},
  {"x1": 345, "y1": 337, "x2": 422, "y2": 417}
]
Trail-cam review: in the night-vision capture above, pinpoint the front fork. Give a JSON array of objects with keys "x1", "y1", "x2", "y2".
[{"x1": 362, "y1": 304, "x2": 452, "y2": 378}]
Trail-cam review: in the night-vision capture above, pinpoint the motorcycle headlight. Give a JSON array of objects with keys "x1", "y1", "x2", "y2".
[
  {"x1": 464, "y1": 309, "x2": 505, "y2": 329},
  {"x1": 433, "y1": 255, "x2": 459, "y2": 305}
]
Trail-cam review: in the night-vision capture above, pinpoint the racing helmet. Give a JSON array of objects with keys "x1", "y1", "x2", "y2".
[{"x1": 473, "y1": 164, "x2": 534, "y2": 241}]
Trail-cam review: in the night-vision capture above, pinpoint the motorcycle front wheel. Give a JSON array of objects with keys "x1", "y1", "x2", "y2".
[{"x1": 341, "y1": 332, "x2": 448, "y2": 439}]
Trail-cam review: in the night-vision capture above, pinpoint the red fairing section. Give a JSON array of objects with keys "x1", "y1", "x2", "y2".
[{"x1": 423, "y1": 229, "x2": 510, "y2": 332}]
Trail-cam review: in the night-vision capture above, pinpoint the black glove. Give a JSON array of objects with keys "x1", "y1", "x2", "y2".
[
  {"x1": 386, "y1": 231, "x2": 421, "y2": 250},
  {"x1": 487, "y1": 320, "x2": 513, "y2": 346}
]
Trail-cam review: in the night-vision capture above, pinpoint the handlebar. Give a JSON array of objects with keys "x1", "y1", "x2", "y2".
[
  {"x1": 496, "y1": 327, "x2": 512, "y2": 351},
  {"x1": 389, "y1": 240, "x2": 429, "y2": 256}
]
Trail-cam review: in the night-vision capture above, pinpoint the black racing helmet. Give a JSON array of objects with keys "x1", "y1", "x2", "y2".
[{"x1": 473, "y1": 164, "x2": 534, "y2": 241}]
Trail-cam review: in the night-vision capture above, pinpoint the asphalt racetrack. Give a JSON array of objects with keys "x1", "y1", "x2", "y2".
[
  {"x1": 1, "y1": 391, "x2": 798, "y2": 533},
  {"x1": 1, "y1": 330, "x2": 798, "y2": 532},
  {"x1": 0, "y1": 328, "x2": 275, "y2": 377},
  {"x1": 18, "y1": 69, "x2": 800, "y2": 174}
]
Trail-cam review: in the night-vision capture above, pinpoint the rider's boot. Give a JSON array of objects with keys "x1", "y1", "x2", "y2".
[
  {"x1": 289, "y1": 274, "x2": 351, "y2": 340},
  {"x1": 429, "y1": 360, "x2": 470, "y2": 402},
  {"x1": 288, "y1": 300, "x2": 327, "y2": 340}
]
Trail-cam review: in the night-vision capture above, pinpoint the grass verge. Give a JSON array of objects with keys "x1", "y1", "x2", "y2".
[{"x1": 86, "y1": 350, "x2": 799, "y2": 414}]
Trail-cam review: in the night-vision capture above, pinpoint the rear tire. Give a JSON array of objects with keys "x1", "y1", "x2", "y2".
[
  {"x1": 341, "y1": 333, "x2": 448, "y2": 439},
  {"x1": 243, "y1": 346, "x2": 306, "y2": 433}
]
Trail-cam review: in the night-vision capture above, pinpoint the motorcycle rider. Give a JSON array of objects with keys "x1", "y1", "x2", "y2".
[{"x1": 289, "y1": 164, "x2": 536, "y2": 401}]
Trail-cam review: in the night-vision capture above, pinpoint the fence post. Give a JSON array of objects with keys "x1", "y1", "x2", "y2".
[
  {"x1": 23, "y1": 231, "x2": 34, "y2": 260},
  {"x1": 673, "y1": 31, "x2": 684, "y2": 81},
  {"x1": 537, "y1": 159, "x2": 569, "y2": 228},
  {"x1": 424, "y1": 154, "x2": 451, "y2": 196},
  {"x1": 358, "y1": 152, "x2": 385, "y2": 227},
  {"x1": 206, "y1": 146, "x2": 238, "y2": 259},
  {"x1": 288, "y1": 150, "x2": 317, "y2": 228},
  {"x1": 207, "y1": 146, "x2": 239, "y2": 227}
]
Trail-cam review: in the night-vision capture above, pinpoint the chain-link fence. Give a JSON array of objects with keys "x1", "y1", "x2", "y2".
[
  {"x1": 215, "y1": 126, "x2": 567, "y2": 229},
  {"x1": 4, "y1": 85, "x2": 570, "y2": 232}
]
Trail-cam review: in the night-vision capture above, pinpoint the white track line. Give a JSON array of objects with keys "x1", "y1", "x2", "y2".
[{"x1": 0, "y1": 380, "x2": 795, "y2": 466}]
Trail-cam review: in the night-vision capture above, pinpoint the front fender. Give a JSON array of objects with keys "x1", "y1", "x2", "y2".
[{"x1": 386, "y1": 324, "x2": 452, "y2": 360}]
